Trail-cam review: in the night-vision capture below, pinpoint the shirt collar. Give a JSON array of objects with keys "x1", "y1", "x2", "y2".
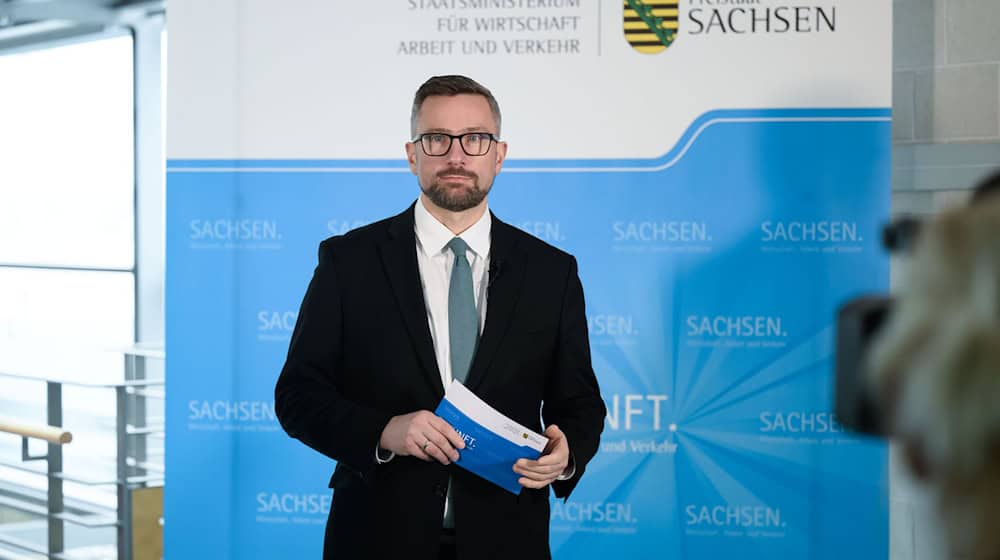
[{"x1": 414, "y1": 197, "x2": 492, "y2": 258}]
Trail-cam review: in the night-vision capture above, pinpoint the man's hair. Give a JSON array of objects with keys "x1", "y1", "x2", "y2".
[{"x1": 410, "y1": 75, "x2": 502, "y2": 138}]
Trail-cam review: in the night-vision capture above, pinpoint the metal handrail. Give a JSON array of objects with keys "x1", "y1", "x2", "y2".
[
  {"x1": 0, "y1": 345, "x2": 165, "y2": 559},
  {"x1": 0, "y1": 369, "x2": 163, "y2": 389},
  {"x1": 0, "y1": 417, "x2": 72, "y2": 445},
  {"x1": 0, "y1": 495, "x2": 118, "y2": 529},
  {"x1": 0, "y1": 458, "x2": 162, "y2": 487}
]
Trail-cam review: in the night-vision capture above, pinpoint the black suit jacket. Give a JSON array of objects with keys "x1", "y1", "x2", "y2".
[{"x1": 274, "y1": 203, "x2": 606, "y2": 560}]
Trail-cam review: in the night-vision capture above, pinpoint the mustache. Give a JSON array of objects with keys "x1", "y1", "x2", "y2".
[{"x1": 437, "y1": 168, "x2": 478, "y2": 179}]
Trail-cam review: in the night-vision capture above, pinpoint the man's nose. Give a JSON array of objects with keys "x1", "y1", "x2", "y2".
[{"x1": 445, "y1": 138, "x2": 467, "y2": 164}]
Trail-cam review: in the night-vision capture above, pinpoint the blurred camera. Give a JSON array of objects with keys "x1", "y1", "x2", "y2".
[
  {"x1": 833, "y1": 171, "x2": 1000, "y2": 436},
  {"x1": 833, "y1": 216, "x2": 920, "y2": 436},
  {"x1": 881, "y1": 216, "x2": 922, "y2": 254},
  {"x1": 834, "y1": 294, "x2": 893, "y2": 435}
]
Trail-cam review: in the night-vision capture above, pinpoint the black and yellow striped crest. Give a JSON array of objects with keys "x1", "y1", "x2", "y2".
[{"x1": 624, "y1": 0, "x2": 679, "y2": 54}]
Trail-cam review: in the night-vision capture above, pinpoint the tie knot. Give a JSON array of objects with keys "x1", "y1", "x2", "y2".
[{"x1": 447, "y1": 237, "x2": 470, "y2": 257}]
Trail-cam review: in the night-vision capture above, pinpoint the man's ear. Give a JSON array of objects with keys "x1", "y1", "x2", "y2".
[
  {"x1": 405, "y1": 141, "x2": 418, "y2": 174},
  {"x1": 494, "y1": 141, "x2": 508, "y2": 174}
]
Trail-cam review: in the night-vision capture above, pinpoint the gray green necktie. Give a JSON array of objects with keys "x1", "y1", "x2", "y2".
[
  {"x1": 447, "y1": 237, "x2": 479, "y2": 383},
  {"x1": 444, "y1": 237, "x2": 479, "y2": 530}
]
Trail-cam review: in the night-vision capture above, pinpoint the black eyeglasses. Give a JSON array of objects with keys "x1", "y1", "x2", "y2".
[{"x1": 412, "y1": 132, "x2": 499, "y2": 157}]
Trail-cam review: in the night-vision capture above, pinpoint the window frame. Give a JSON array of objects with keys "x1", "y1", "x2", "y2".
[{"x1": 0, "y1": 15, "x2": 165, "y2": 345}]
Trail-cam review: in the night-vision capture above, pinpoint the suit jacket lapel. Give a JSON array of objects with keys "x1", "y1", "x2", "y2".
[
  {"x1": 377, "y1": 204, "x2": 445, "y2": 397},
  {"x1": 465, "y1": 216, "x2": 525, "y2": 392}
]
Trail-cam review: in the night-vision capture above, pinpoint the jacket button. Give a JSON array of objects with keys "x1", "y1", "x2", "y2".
[{"x1": 433, "y1": 484, "x2": 446, "y2": 497}]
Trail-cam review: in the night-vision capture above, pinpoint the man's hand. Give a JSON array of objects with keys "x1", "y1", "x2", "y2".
[
  {"x1": 379, "y1": 410, "x2": 465, "y2": 465},
  {"x1": 514, "y1": 424, "x2": 570, "y2": 488}
]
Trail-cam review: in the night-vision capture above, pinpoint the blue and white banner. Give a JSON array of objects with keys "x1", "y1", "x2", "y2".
[{"x1": 166, "y1": 2, "x2": 891, "y2": 558}]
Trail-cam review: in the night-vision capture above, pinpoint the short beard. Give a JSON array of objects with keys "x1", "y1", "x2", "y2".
[{"x1": 421, "y1": 170, "x2": 491, "y2": 212}]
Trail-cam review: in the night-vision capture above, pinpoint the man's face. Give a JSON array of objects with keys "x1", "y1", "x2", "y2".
[{"x1": 406, "y1": 94, "x2": 507, "y2": 212}]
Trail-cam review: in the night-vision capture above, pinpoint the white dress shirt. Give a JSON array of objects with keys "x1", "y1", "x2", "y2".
[
  {"x1": 413, "y1": 197, "x2": 491, "y2": 389},
  {"x1": 375, "y1": 200, "x2": 490, "y2": 465}
]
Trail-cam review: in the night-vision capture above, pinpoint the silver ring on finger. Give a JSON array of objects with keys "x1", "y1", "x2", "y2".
[{"x1": 422, "y1": 440, "x2": 431, "y2": 452}]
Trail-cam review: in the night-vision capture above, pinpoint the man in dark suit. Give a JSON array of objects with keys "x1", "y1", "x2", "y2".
[{"x1": 274, "y1": 75, "x2": 606, "y2": 560}]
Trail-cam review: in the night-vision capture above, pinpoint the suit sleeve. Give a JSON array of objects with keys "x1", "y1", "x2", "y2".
[
  {"x1": 274, "y1": 239, "x2": 394, "y2": 476},
  {"x1": 544, "y1": 256, "x2": 606, "y2": 499}
]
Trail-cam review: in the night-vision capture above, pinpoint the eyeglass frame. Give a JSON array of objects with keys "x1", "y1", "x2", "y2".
[{"x1": 411, "y1": 131, "x2": 501, "y2": 157}]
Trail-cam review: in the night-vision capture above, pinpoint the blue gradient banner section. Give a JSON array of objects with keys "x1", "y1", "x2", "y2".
[{"x1": 166, "y1": 109, "x2": 890, "y2": 559}]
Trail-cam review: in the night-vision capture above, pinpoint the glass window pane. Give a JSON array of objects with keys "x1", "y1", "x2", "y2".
[
  {"x1": 0, "y1": 268, "x2": 135, "y2": 377},
  {"x1": 0, "y1": 35, "x2": 134, "y2": 269}
]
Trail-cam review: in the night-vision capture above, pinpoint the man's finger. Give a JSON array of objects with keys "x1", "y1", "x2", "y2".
[
  {"x1": 515, "y1": 458, "x2": 562, "y2": 471},
  {"x1": 519, "y1": 477, "x2": 553, "y2": 489},
  {"x1": 518, "y1": 452, "x2": 567, "y2": 468},
  {"x1": 407, "y1": 440, "x2": 433, "y2": 462},
  {"x1": 422, "y1": 439, "x2": 452, "y2": 465},
  {"x1": 412, "y1": 433, "x2": 448, "y2": 463},
  {"x1": 426, "y1": 431, "x2": 460, "y2": 462},
  {"x1": 430, "y1": 416, "x2": 467, "y2": 450},
  {"x1": 515, "y1": 462, "x2": 563, "y2": 476},
  {"x1": 428, "y1": 447, "x2": 451, "y2": 465},
  {"x1": 517, "y1": 469, "x2": 558, "y2": 482},
  {"x1": 533, "y1": 452, "x2": 567, "y2": 466},
  {"x1": 543, "y1": 425, "x2": 565, "y2": 440}
]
